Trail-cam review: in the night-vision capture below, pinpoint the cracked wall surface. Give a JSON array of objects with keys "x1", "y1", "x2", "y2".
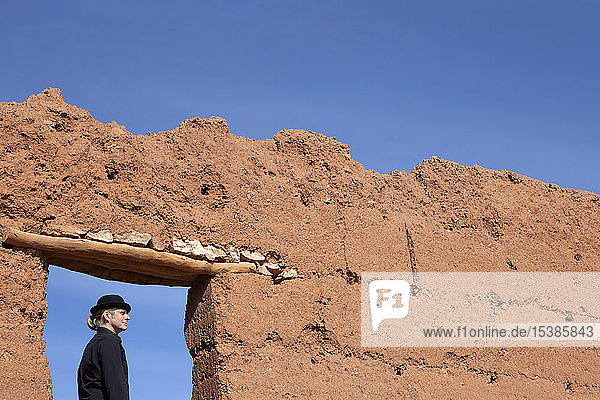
[
  {"x1": 1, "y1": 89, "x2": 600, "y2": 399},
  {"x1": 0, "y1": 248, "x2": 51, "y2": 398}
]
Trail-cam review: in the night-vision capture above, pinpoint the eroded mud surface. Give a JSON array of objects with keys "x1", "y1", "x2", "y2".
[{"x1": 1, "y1": 89, "x2": 600, "y2": 399}]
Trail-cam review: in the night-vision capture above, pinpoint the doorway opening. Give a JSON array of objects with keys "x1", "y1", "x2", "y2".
[{"x1": 43, "y1": 265, "x2": 192, "y2": 399}]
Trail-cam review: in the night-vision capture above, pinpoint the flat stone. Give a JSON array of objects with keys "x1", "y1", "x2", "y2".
[
  {"x1": 114, "y1": 231, "x2": 151, "y2": 247},
  {"x1": 173, "y1": 238, "x2": 217, "y2": 261},
  {"x1": 149, "y1": 237, "x2": 166, "y2": 252},
  {"x1": 274, "y1": 268, "x2": 298, "y2": 283},
  {"x1": 240, "y1": 250, "x2": 266, "y2": 263},
  {"x1": 264, "y1": 263, "x2": 281, "y2": 275},
  {"x1": 257, "y1": 264, "x2": 272, "y2": 276},
  {"x1": 190, "y1": 240, "x2": 216, "y2": 261},
  {"x1": 227, "y1": 246, "x2": 240, "y2": 262},
  {"x1": 207, "y1": 245, "x2": 227, "y2": 261},
  {"x1": 42, "y1": 223, "x2": 87, "y2": 238},
  {"x1": 172, "y1": 238, "x2": 191, "y2": 254},
  {"x1": 281, "y1": 268, "x2": 298, "y2": 279},
  {"x1": 86, "y1": 229, "x2": 113, "y2": 243}
]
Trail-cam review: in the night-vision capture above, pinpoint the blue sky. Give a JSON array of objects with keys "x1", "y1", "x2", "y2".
[
  {"x1": 2, "y1": 1, "x2": 599, "y2": 399},
  {"x1": 44, "y1": 268, "x2": 190, "y2": 399}
]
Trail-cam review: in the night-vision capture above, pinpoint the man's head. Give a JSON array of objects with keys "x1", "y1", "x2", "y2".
[
  {"x1": 87, "y1": 294, "x2": 132, "y2": 334},
  {"x1": 96, "y1": 307, "x2": 130, "y2": 334}
]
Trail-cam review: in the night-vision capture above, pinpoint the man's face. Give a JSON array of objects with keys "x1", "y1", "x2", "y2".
[{"x1": 105, "y1": 308, "x2": 130, "y2": 334}]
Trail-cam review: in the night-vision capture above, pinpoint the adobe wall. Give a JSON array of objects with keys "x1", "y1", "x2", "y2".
[
  {"x1": 0, "y1": 248, "x2": 52, "y2": 399},
  {"x1": 1, "y1": 89, "x2": 600, "y2": 399}
]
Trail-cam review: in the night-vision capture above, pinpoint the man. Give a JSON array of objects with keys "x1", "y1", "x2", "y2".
[{"x1": 78, "y1": 294, "x2": 131, "y2": 400}]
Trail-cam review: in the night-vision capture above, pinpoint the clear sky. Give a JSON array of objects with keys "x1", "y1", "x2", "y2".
[{"x1": 2, "y1": 1, "x2": 599, "y2": 399}]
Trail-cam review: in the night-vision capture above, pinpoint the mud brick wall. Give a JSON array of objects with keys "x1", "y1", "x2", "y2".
[
  {"x1": 185, "y1": 277, "x2": 221, "y2": 399},
  {"x1": 1, "y1": 89, "x2": 600, "y2": 399},
  {"x1": 0, "y1": 248, "x2": 52, "y2": 399}
]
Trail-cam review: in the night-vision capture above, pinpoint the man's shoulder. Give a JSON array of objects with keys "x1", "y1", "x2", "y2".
[{"x1": 94, "y1": 329, "x2": 122, "y2": 345}]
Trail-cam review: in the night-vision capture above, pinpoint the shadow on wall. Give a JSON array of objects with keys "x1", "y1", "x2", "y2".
[{"x1": 44, "y1": 266, "x2": 192, "y2": 399}]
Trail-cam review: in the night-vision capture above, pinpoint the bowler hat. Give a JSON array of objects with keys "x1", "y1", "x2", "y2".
[{"x1": 90, "y1": 294, "x2": 131, "y2": 315}]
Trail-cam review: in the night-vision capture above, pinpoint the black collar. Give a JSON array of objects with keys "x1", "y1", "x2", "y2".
[{"x1": 96, "y1": 326, "x2": 121, "y2": 341}]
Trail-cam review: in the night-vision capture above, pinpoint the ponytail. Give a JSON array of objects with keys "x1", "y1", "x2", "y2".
[
  {"x1": 86, "y1": 308, "x2": 117, "y2": 331},
  {"x1": 86, "y1": 315, "x2": 97, "y2": 331}
]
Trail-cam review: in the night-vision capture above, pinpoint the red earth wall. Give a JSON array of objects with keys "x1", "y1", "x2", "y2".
[{"x1": 1, "y1": 89, "x2": 600, "y2": 399}]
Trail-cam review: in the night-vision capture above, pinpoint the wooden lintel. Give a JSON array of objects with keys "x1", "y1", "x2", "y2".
[
  {"x1": 3, "y1": 228, "x2": 256, "y2": 276},
  {"x1": 47, "y1": 256, "x2": 194, "y2": 287},
  {"x1": 48, "y1": 254, "x2": 195, "y2": 281}
]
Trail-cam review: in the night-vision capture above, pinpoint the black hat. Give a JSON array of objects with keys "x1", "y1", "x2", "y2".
[{"x1": 90, "y1": 294, "x2": 131, "y2": 315}]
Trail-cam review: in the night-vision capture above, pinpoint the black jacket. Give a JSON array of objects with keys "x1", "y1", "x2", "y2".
[{"x1": 78, "y1": 327, "x2": 129, "y2": 400}]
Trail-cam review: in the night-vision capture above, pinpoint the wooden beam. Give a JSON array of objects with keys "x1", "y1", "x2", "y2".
[
  {"x1": 3, "y1": 228, "x2": 255, "y2": 276},
  {"x1": 49, "y1": 253, "x2": 195, "y2": 281},
  {"x1": 47, "y1": 256, "x2": 194, "y2": 287}
]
